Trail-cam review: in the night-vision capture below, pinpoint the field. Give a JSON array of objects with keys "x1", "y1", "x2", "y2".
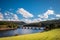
[{"x1": 0, "y1": 28, "x2": 60, "y2": 40}]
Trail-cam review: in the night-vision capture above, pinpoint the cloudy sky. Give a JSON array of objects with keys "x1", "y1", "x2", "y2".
[{"x1": 0, "y1": 0, "x2": 60, "y2": 23}]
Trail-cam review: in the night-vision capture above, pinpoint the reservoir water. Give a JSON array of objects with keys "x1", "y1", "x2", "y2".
[{"x1": 0, "y1": 26, "x2": 44, "y2": 37}]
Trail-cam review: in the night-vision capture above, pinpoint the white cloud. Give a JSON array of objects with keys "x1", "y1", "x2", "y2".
[
  {"x1": 6, "y1": 18, "x2": 10, "y2": 21},
  {"x1": 38, "y1": 15, "x2": 48, "y2": 18},
  {"x1": 13, "y1": 14, "x2": 19, "y2": 21},
  {"x1": 17, "y1": 8, "x2": 33, "y2": 18},
  {"x1": 21, "y1": 19, "x2": 32, "y2": 23},
  {"x1": 44, "y1": 10, "x2": 54, "y2": 18},
  {"x1": 22, "y1": 18, "x2": 42, "y2": 23},
  {"x1": 0, "y1": 12, "x2": 4, "y2": 20},
  {"x1": 56, "y1": 14, "x2": 60, "y2": 18},
  {"x1": 38, "y1": 10, "x2": 55, "y2": 21},
  {"x1": 4, "y1": 12, "x2": 19, "y2": 21},
  {"x1": 44, "y1": 10, "x2": 54, "y2": 15},
  {"x1": 50, "y1": 18, "x2": 56, "y2": 20},
  {"x1": 4, "y1": 12, "x2": 12, "y2": 21},
  {"x1": 5, "y1": 13, "x2": 9, "y2": 15},
  {"x1": 38, "y1": 10, "x2": 54, "y2": 19}
]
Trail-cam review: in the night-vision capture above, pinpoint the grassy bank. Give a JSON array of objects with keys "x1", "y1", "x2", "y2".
[{"x1": 0, "y1": 29, "x2": 60, "y2": 40}]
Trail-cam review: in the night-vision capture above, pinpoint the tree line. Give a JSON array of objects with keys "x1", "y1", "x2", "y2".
[{"x1": 0, "y1": 21, "x2": 18, "y2": 29}]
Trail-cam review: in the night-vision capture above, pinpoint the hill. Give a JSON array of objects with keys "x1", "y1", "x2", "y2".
[{"x1": 0, "y1": 21, "x2": 26, "y2": 30}]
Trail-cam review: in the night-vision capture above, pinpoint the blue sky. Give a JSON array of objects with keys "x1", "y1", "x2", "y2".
[{"x1": 0, "y1": 0, "x2": 60, "y2": 23}]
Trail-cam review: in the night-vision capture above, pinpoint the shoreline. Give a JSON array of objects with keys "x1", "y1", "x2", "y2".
[{"x1": 0, "y1": 28, "x2": 17, "y2": 31}]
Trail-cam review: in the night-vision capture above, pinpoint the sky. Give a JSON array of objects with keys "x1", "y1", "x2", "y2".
[{"x1": 0, "y1": 0, "x2": 60, "y2": 23}]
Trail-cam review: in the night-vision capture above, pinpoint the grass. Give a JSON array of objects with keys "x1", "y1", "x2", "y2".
[{"x1": 0, "y1": 28, "x2": 60, "y2": 40}]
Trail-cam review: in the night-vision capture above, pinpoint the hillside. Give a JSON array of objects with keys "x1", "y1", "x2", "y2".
[
  {"x1": 0, "y1": 21, "x2": 26, "y2": 25},
  {"x1": 0, "y1": 28, "x2": 60, "y2": 40},
  {"x1": 23, "y1": 19, "x2": 60, "y2": 27}
]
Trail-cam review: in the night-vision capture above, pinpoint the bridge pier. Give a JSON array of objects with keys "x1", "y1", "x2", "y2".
[
  {"x1": 31, "y1": 27, "x2": 33, "y2": 29},
  {"x1": 22, "y1": 27, "x2": 25, "y2": 29},
  {"x1": 32, "y1": 27, "x2": 35, "y2": 29},
  {"x1": 25, "y1": 27, "x2": 26, "y2": 29},
  {"x1": 28, "y1": 27, "x2": 29, "y2": 29},
  {"x1": 29, "y1": 27, "x2": 31, "y2": 29},
  {"x1": 26, "y1": 27, "x2": 28, "y2": 29},
  {"x1": 34, "y1": 27, "x2": 37, "y2": 30},
  {"x1": 39, "y1": 27, "x2": 41, "y2": 30}
]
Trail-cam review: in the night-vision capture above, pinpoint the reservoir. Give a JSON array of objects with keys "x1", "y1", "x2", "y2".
[{"x1": 0, "y1": 26, "x2": 44, "y2": 37}]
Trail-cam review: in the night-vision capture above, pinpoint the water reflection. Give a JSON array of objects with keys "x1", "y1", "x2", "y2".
[{"x1": 0, "y1": 27, "x2": 44, "y2": 37}]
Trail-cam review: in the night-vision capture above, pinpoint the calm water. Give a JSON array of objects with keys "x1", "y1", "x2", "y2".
[{"x1": 0, "y1": 27, "x2": 44, "y2": 37}]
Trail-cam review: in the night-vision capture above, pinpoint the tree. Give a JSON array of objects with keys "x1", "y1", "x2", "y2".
[{"x1": 8, "y1": 22, "x2": 18, "y2": 28}]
